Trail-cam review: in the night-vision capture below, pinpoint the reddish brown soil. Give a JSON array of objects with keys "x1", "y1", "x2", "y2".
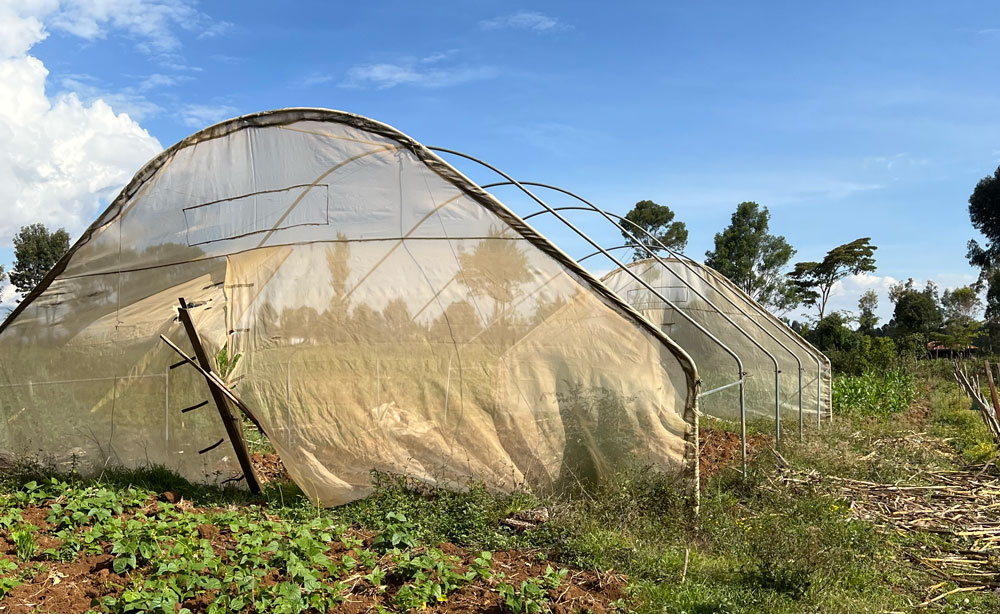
[
  {"x1": 699, "y1": 428, "x2": 769, "y2": 483},
  {"x1": 1, "y1": 504, "x2": 626, "y2": 614}
]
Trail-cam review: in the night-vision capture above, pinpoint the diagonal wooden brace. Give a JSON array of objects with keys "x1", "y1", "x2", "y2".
[{"x1": 175, "y1": 297, "x2": 262, "y2": 494}]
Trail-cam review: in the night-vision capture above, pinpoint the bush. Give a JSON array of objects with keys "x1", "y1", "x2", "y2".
[{"x1": 833, "y1": 369, "x2": 917, "y2": 416}]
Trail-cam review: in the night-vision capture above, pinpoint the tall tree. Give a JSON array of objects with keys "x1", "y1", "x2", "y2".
[
  {"x1": 788, "y1": 238, "x2": 878, "y2": 320},
  {"x1": 704, "y1": 201, "x2": 798, "y2": 313},
  {"x1": 938, "y1": 286, "x2": 982, "y2": 349},
  {"x1": 892, "y1": 289, "x2": 942, "y2": 337},
  {"x1": 857, "y1": 289, "x2": 879, "y2": 334},
  {"x1": 621, "y1": 200, "x2": 688, "y2": 261},
  {"x1": 966, "y1": 165, "x2": 1000, "y2": 319},
  {"x1": 9, "y1": 224, "x2": 70, "y2": 295}
]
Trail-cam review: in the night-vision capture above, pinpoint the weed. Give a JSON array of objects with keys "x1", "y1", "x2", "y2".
[{"x1": 13, "y1": 524, "x2": 38, "y2": 561}]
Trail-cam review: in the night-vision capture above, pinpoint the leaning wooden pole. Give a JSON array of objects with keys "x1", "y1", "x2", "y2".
[
  {"x1": 177, "y1": 298, "x2": 262, "y2": 494},
  {"x1": 984, "y1": 360, "x2": 1000, "y2": 424}
]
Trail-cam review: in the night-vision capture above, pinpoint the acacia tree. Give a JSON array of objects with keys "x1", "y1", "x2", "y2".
[
  {"x1": 788, "y1": 238, "x2": 877, "y2": 320},
  {"x1": 620, "y1": 200, "x2": 688, "y2": 261},
  {"x1": 9, "y1": 224, "x2": 70, "y2": 296},
  {"x1": 857, "y1": 289, "x2": 879, "y2": 334},
  {"x1": 704, "y1": 201, "x2": 798, "y2": 314},
  {"x1": 966, "y1": 165, "x2": 1000, "y2": 319}
]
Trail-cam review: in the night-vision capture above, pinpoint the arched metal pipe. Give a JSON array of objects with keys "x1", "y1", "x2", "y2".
[
  {"x1": 427, "y1": 145, "x2": 751, "y2": 473},
  {"x1": 506, "y1": 196, "x2": 788, "y2": 448},
  {"x1": 502, "y1": 186, "x2": 828, "y2": 433}
]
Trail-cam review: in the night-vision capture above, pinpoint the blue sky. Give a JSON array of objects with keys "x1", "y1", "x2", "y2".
[{"x1": 2, "y1": 0, "x2": 999, "y2": 321}]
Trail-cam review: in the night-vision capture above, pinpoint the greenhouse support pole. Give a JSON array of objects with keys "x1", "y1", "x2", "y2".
[{"x1": 177, "y1": 298, "x2": 262, "y2": 495}]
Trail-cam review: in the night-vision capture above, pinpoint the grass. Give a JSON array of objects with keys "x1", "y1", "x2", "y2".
[{"x1": 1, "y1": 364, "x2": 998, "y2": 612}]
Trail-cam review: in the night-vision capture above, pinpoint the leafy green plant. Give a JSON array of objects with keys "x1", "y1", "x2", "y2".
[
  {"x1": 497, "y1": 579, "x2": 548, "y2": 613},
  {"x1": 13, "y1": 524, "x2": 38, "y2": 560},
  {"x1": 216, "y1": 346, "x2": 241, "y2": 379},
  {"x1": 0, "y1": 560, "x2": 21, "y2": 598},
  {"x1": 372, "y1": 511, "x2": 417, "y2": 552}
]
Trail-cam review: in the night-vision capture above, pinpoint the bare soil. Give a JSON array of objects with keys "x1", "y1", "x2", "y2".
[{"x1": 699, "y1": 428, "x2": 769, "y2": 483}]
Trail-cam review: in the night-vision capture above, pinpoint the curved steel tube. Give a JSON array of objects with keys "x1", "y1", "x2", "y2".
[
  {"x1": 427, "y1": 145, "x2": 751, "y2": 472},
  {"x1": 510, "y1": 191, "x2": 828, "y2": 433},
  {"x1": 507, "y1": 196, "x2": 788, "y2": 447}
]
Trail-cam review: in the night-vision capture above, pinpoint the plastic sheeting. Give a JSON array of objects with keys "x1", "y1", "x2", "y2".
[
  {"x1": 0, "y1": 109, "x2": 699, "y2": 506},
  {"x1": 602, "y1": 259, "x2": 831, "y2": 424}
]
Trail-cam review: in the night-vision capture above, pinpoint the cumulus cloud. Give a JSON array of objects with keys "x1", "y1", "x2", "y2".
[
  {"x1": 0, "y1": 2, "x2": 165, "y2": 250},
  {"x1": 479, "y1": 11, "x2": 567, "y2": 32},
  {"x1": 342, "y1": 52, "x2": 497, "y2": 89}
]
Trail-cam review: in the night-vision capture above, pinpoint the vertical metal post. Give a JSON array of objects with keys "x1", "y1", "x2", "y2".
[
  {"x1": 775, "y1": 369, "x2": 781, "y2": 447},
  {"x1": 798, "y1": 368, "x2": 803, "y2": 440},
  {"x1": 177, "y1": 297, "x2": 262, "y2": 494},
  {"x1": 740, "y1": 378, "x2": 747, "y2": 476}
]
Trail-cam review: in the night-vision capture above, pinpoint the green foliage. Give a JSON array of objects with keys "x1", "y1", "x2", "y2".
[
  {"x1": 216, "y1": 346, "x2": 241, "y2": 379},
  {"x1": 892, "y1": 288, "x2": 942, "y2": 336},
  {"x1": 857, "y1": 289, "x2": 879, "y2": 334},
  {"x1": 966, "y1": 165, "x2": 1000, "y2": 320},
  {"x1": 8, "y1": 222, "x2": 71, "y2": 294},
  {"x1": 833, "y1": 370, "x2": 917, "y2": 416},
  {"x1": 928, "y1": 375, "x2": 999, "y2": 464},
  {"x1": 372, "y1": 511, "x2": 418, "y2": 552},
  {"x1": 0, "y1": 560, "x2": 21, "y2": 598},
  {"x1": 789, "y1": 238, "x2": 877, "y2": 319},
  {"x1": 621, "y1": 199, "x2": 688, "y2": 261},
  {"x1": 705, "y1": 201, "x2": 798, "y2": 314},
  {"x1": 498, "y1": 578, "x2": 549, "y2": 613},
  {"x1": 12, "y1": 524, "x2": 37, "y2": 560},
  {"x1": 805, "y1": 314, "x2": 898, "y2": 375}
]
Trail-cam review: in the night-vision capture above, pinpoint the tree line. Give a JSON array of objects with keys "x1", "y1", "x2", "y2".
[{"x1": 622, "y1": 198, "x2": 877, "y2": 319}]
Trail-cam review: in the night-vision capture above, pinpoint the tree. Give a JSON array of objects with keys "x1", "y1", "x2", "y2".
[
  {"x1": 892, "y1": 289, "x2": 942, "y2": 337},
  {"x1": 704, "y1": 201, "x2": 798, "y2": 314},
  {"x1": 966, "y1": 166, "x2": 1000, "y2": 319},
  {"x1": 938, "y1": 286, "x2": 982, "y2": 349},
  {"x1": 788, "y1": 238, "x2": 877, "y2": 320},
  {"x1": 621, "y1": 200, "x2": 688, "y2": 261},
  {"x1": 9, "y1": 224, "x2": 70, "y2": 295},
  {"x1": 857, "y1": 289, "x2": 879, "y2": 334}
]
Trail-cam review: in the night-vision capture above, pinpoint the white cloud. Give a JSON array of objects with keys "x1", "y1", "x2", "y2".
[
  {"x1": 0, "y1": 281, "x2": 20, "y2": 313},
  {"x1": 342, "y1": 53, "x2": 497, "y2": 89},
  {"x1": 49, "y1": 0, "x2": 200, "y2": 54},
  {"x1": 179, "y1": 103, "x2": 238, "y2": 128},
  {"x1": 0, "y1": 2, "x2": 165, "y2": 247},
  {"x1": 479, "y1": 11, "x2": 567, "y2": 32}
]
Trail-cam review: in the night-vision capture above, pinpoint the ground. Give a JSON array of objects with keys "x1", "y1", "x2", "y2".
[{"x1": 1, "y1": 364, "x2": 999, "y2": 613}]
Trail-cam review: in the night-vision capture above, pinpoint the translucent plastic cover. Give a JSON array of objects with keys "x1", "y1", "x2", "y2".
[
  {"x1": 602, "y1": 259, "x2": 831, "y2": 424},
  {"x1": 0, "y1": 110, "x2": 698, "y2": 505}
]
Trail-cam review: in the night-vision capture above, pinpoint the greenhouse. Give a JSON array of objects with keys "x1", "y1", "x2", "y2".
[{"x1": 0, "y1": 109, "x2": 701, "y2": 506}]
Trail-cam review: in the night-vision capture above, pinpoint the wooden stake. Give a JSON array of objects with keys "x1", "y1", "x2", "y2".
[
  {"x1": 983, "y1": 359, "x2": 1000, "y2": 423},
  {"x1": 176, "y1": 298, "x2": 262, "y2": 494}
]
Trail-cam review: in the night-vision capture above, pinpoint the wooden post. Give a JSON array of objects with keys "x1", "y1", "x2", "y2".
[
  {"x1": 983, "y1": 359, "x2": 1000, "y2": 423},
  {"x1": 177, "y1": 298, "x2": 262, "y2": 494}
]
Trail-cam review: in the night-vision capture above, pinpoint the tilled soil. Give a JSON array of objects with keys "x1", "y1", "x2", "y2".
[{"x1": 0, "y1": 498, "x2": 627, "y2": 614}]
